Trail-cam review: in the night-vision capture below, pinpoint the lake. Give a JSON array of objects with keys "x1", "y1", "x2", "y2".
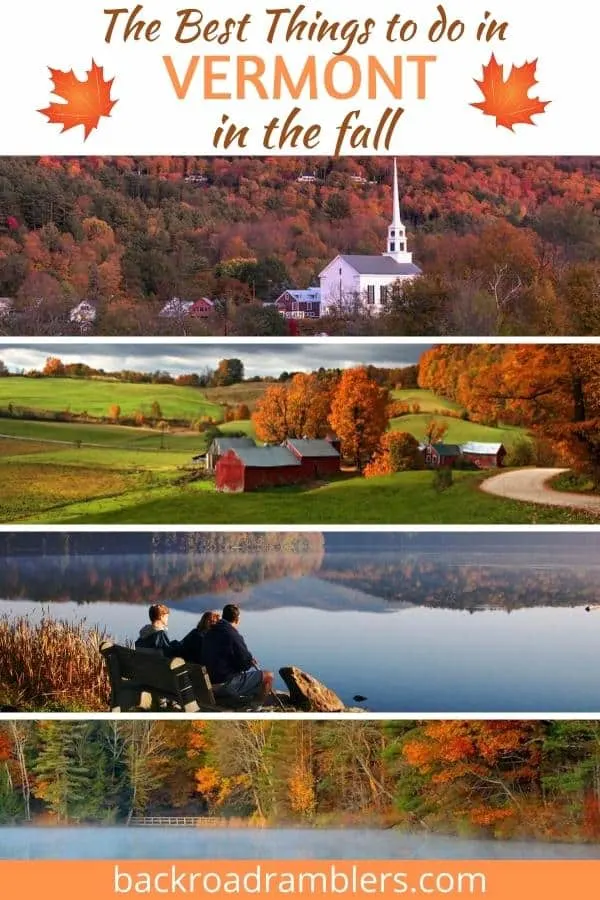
[
  {"x1": 2, "y1": 548, "x2": 600, "y2": 712},
  {"x1": 1, "y1": 827, "x2": 599, "y2": 860}
]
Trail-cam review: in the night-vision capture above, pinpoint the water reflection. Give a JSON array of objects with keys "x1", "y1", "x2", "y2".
[{"x1": 2, "y1": 549, "x2": 600, "y2": 712}]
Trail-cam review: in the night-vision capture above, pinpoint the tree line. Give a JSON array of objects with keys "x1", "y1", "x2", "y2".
[{"x1": 2, "y1": 720, "x2": 600, "y2": 841}]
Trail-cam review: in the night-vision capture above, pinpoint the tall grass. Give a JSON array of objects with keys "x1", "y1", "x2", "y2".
[{"x1": 0, "y1": 614, "x2": 109, "y2": 710}]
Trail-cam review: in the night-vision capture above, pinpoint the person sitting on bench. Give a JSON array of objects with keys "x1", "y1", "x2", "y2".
[
  {"x1": 179, "y1": 610, "x2": 220, "y2": 665},
  {"x1": 202, "y1": 603, "x2": 273, "y2": 704},
  {"x1": 135, "y1": 604, "x2": 182, "y2": 657}
]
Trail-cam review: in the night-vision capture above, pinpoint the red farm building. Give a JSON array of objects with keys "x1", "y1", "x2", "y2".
[
  {"x1": 215, "y1": 438, "x2": 341, "y2": 492},
  {"x1": 275, "y1": 289, "x2": 321, "y2": 320},
  {"x1": 460, "y1": 442, "x2": 506, "y2": 469},
  {"x1": 283, "y1": 438, "x2": 341, "y2": 478},
  {"x1": 216, "y1": 446, "x2": 304, "y2": 493},
  {"x1": 421, "y1": 443, "x2": 462, "y2": 468},
  {"x1": 189, "y1": 298, "x2": 214, "y2": 318}
]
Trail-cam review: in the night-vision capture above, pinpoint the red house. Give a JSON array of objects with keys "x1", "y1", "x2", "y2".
[
  {"x1": 189, "y1": 298, "x2": 214, "y2": 318},
  {"x1": 460, "y1": 442, "x2": 506, "y2": 469},
  {"x1": 216, "y1": 446, "x2": 304, "y2": 493},
  {"x1": 275, "y1": 289, "x2": 321, "y2": 319},
  {"x1": 283, "y1": 438, "x2": 341, "y2": 478}
]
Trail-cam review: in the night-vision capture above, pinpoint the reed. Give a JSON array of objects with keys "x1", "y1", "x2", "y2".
[{"x1": 0, "y1": 613, "x2": 109, "y2": 710}]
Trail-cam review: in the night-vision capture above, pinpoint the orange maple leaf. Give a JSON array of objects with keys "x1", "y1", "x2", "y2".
[
  {"x1": 471, "y1": 55, "x2": 549, "y2": 131},
  {"x1": 38, "y1": 60, "x2": 117, "y2": 140}
]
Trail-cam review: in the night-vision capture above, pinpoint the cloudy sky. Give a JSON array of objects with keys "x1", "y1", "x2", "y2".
[{"x1": 0, "y1": 342, "x2": 431, "y2": 378}]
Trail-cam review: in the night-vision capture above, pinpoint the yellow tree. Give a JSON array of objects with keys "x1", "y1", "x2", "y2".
[
  {"x1": 253, "y1": 374, "x2": 332, "y2": 443},
  {"x1": 424, "y1": 419, "x2": 449, "y2": 445},
  {"x1": 252, "y1": 384, "x2": 290, "y2": 443},
  {"x1": 329, "y1": 367, "x2": 390, "y2": 470},
  {"x1": 286, "y1": 373, "x2": 332, "y2": 438}
]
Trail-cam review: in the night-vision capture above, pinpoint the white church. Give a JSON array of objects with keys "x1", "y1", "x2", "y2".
[{"x1": 319, "y1": 160, "x2": 422, "y2": 315}]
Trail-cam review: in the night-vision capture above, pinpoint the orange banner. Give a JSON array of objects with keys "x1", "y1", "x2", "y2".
[{"x1": 2, "y1": 859, "x2": 600, "y2": 900}]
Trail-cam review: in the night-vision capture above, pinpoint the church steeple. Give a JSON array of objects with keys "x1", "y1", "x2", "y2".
[{"x1": 384, "y1": 159, "x2": 413, "y2": 264}]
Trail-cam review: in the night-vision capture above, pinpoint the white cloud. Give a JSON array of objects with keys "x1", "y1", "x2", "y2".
[{"x1": 0, "y1": 343, "x2": 429, "y2": 378}]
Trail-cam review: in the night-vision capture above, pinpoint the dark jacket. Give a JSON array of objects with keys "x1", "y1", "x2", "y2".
[
  {"x1": 135, "y1": 624, "x2": 182, "y2": 658},
  {"x1": 179, "y1": 628, "x2": 206, "y2": 666},
  {"x1": 202, "y1": 619, "x2": 254, "y2": 684}
]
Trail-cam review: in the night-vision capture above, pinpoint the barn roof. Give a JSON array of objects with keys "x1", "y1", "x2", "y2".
[
  {"x1": 339, "y1": 255, "x2": 422, "y2": 276},
  {"x1": 210, "y1": 437, "x2": 255, "y2": 453},
  {"x1": 433, "y1": 443, "x2": 461, "y2": 457},
  {"x1": 231, "y1": 446, "x2": 301, "y2": 468},
  {"x1": 419, "y1": 442, "x2": 461, "y2": 457},
  {"x1": 460, "y1": 442, "x2": 505, "y2": 454},
  {"x1": 285, "y1": 438, "x2": 340, "y2": 458}
]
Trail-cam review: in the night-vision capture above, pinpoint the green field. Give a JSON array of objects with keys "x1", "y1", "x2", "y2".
[
  {"x1": 15, "y1": 470, "x2": 597, "y2": 526},
  {"x1": 0, "y1": 385, "x2": 584, "y2": 526},
  {"x1": 0, "y1": 415, "x2": 253, "y2": 452},
  {"x1": 390, "y1": 414, "x2": 526, "y2": 447},
  {"x1": 0, "y1": 377, "x2": 224, "y2": 419},
  {"x1": 392, "y1": 389, "x2": 464, "y2": 413}
]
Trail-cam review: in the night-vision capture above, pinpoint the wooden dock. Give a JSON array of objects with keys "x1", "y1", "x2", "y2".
[{"x1": 129, "y1": 816, "x2": 216, "y2": 827}]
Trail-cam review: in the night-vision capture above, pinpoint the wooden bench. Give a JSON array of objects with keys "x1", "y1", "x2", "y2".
[{"x1": 99, "y1": 640, "x2": 218, "y2": 712}]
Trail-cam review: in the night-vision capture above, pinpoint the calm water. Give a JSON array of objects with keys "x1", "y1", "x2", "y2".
[
  {"x1": 1, "y1": 827, "x2": 599, "y2": 860},
  {"x1": 3, "y1": 550, "x2": 600, "y2": 712}
]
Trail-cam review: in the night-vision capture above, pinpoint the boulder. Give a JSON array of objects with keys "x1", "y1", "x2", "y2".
[{"x1": 279, "y1": 666, "x2": 345, "y2": 712}]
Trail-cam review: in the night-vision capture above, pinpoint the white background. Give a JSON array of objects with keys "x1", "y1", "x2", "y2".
[{"x1": 0, "y1": 0, "x2": 592, "y2": 154}]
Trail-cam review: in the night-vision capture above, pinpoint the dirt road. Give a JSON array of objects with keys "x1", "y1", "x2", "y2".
[{"x1": 480, "y1": 468, "x2": 600, "y2": 515}]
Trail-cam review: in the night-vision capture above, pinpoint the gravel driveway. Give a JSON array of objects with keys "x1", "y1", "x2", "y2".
[{"x1": 480, "y1": 468, "x2": 600, "y2": 514}]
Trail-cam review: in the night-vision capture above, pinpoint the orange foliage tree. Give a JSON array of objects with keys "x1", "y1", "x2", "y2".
[
  {"x1": 43, "y1": 356, "x2": 65, "y2": 377},
  {"x1": 424, "y1": 419, "x2": 449, "y2": 445},
  {"x1": 252, "y1": 373, "x2": 332, "y2": 444},
  {"x1": 364, "y1": 432, "x2": 422, "y2": 478},
  {"x1": 402, "y1": 721, "x2": 543, "y2": 832},
  {"x1": 419, "y1": 344, "x2": 600, "y2": 484},
  {"x1": 329, "y1": 367, "x2": 390, "y2": 470}
]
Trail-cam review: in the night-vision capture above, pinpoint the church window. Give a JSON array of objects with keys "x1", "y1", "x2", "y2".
[
  {"x1": 399, "y1": 241, "x2": 405, "y2": 251},
  {"x1": 379, "y1": 285, "x2": 388, "y2": 303},
  {"x1": 366, "y1": 285, "x2": 375, "y2": 304},
  {"x1": 390, "y1": 242, "x2": 395, "y2": 251}
]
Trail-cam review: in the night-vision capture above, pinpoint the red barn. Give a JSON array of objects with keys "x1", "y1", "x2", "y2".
[
  {"x1": 216, "y1": 446, "x2": 303, "y2": 493},
  {"x1": 460, "y1": 442, "x2": 506, "y2": 469},
  {"x1": 420, "y1": 443, "x2": 461, "y2": 468},
  {"x1": 283, "y1": 438, "x2": 341, "y2": 478}
]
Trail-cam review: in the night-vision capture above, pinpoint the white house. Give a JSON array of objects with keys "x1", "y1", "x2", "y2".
[
  {"x1": 159, "y1": 298, "x2": 194, "y2": 318},
  {"x1": 69, "y1": 301, "x2": 97, "y2": 326},
  {"x1": 0, "y1": 298, "x2": 14, "y2": 319},
  {"x1": 319, "y1": 160, "x2": 422, "y2": 315}
]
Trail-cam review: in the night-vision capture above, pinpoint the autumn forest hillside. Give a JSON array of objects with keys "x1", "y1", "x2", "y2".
[
  {"x1": 4, "y1": 720, "x2": 600, "y2": 844},
  {"x1": 1, "y1": 157, "x2": 600, "y2": 335}
]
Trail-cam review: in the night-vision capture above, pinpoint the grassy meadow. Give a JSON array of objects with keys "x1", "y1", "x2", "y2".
[
  {"x1": 0, "y1": 384, "x2": 588, "y2": 526},
  {"x1": 389, "y1": 414, "x2": 527, "y2": 446},
  {"x1": 392, "y1": 388, "x2": 464, "y2": 413},
  {"x1": 0, "y1": 376, "x2": 226, "y2": 419}
]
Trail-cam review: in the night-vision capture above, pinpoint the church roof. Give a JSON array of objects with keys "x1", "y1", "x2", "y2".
[{"x1": 339, "y1": 255, "x2": 422, "y2": 276}]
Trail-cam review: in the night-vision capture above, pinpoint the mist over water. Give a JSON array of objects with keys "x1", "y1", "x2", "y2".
[
  {"x1": 1, "y1": 827, "x2": 599, "y2": 860},
  {"x1": 2, "y1": 545, "x2": 600, "y2": 712}
]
